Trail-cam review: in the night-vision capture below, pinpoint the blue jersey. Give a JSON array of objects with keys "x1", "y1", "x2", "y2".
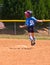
[{"x1": 25, "y1": 17, "x2": 37, "y2": 27}]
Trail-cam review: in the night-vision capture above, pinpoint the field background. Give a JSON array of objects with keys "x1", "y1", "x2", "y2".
[
  {"x1": 0, "y1": 0, "x2": 50, "y2": 65},
  {"x1": 0, "y1": 39, "x2": 50, "y2": 65},
  {"x1": 0, "y1": 25, "x2": 50, "y2": 65}
]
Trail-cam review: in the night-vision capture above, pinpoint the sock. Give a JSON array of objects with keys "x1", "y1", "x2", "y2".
[
  {"x1": 33, "y1": 37, "x2": 36, "y2": 41},
  {"x1": 29, "y1": 36, "x2": 36, "y2": 41},
  {"x1": 29, "y1": 36, "x2": 33, "y2": 41}
]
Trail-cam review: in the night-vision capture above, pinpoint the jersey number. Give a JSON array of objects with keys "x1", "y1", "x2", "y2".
[{"x1": 30, "y1": 20, "x2": 34, "y2": 26}]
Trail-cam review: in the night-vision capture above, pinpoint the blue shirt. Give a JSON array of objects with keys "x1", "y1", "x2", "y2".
[{"x1": 25, "y1": 17, "x2": 37, "y2": 27}]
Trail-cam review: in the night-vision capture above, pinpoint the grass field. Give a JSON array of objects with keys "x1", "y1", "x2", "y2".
[{"x1": 0, "y1": 34, "x2": 50, "y2": 40}]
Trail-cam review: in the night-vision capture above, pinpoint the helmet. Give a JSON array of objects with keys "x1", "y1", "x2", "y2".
[{"x1": 24, "y1": 10, "x2": 32, "y2": 18}]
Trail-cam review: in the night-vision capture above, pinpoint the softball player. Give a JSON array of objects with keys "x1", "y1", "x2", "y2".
[{"x1": 20, "y1": 10, "x2": 43, "y2": 46}]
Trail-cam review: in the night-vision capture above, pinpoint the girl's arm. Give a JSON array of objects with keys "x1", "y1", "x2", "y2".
[
  {"x1": 36, "y1": 20, "x2": 43, "y2": 22},
  {"x1": 19, "y1": 25, "x2": 27, "y2": 28}
]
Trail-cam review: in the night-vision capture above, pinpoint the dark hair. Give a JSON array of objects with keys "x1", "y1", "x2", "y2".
[{"x1": 27, "y1": 11, "x2": 32, "y2": 16}]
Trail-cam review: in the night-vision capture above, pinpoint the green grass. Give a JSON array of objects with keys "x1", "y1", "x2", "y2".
[{"x1": 0, "y1": 34, "x2": 50, "y2": 40}]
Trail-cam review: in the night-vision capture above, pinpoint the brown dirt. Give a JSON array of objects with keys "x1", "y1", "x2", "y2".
[{"x1": 0, "y1": 39, "x2": 50, "y2": 65}]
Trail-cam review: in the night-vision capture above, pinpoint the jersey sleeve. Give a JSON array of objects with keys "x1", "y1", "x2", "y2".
[{"x1": 32, "y1": 17, "x2": 37, "y2": 22}]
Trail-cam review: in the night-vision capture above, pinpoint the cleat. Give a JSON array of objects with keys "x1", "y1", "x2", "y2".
[{"x1": 31, "y1": 40, "x2": 35, "y2": 46}]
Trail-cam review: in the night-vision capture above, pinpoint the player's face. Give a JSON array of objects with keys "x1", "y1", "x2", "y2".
[{"x1": 25, "y1": 13, "x2": 30, "y2": 18}]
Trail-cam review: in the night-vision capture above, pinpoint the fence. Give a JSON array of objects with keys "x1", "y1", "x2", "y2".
[{"x1": 0, "y1": 20, "x2": 50, "y2": 35}]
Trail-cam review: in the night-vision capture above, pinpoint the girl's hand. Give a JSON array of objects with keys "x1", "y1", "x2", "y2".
[{"x1": 19, "y1": 25, "x2": 23, "y2": 28}]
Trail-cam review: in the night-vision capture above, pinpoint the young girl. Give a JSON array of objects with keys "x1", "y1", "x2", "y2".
[{"x1": 19, "y1": 10, "x2": 43, "y2": 46}]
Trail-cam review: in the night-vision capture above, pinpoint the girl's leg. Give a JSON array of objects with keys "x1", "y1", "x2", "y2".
[
  {"x1": 27, "y1": 26, "x2": 35, "y2": 45},
  {"x1": 28, "y1": 32, "x2": 35, "y2": 45}
]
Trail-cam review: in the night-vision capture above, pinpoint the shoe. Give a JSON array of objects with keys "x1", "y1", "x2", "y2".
[{"x1": 31, "y1": 40, "x2": 35, "y2": 46}]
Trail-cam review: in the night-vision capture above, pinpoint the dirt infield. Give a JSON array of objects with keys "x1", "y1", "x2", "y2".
[{"x1": 0, "y1": 39, "x2": 50, "y2": 65}]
